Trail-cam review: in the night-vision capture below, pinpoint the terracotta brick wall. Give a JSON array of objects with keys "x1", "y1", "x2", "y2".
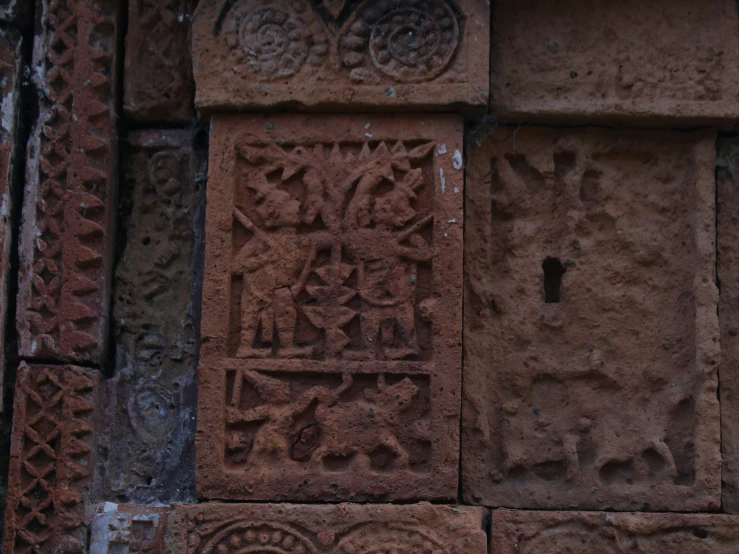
[{"x1": 0, "y1": 1, "x2": 738, "y2": 552}]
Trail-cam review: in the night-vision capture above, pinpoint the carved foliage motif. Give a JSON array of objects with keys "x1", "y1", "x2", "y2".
[
  {"x1": 231, "y1": 140, "x2": 435, "y2": 361},
  {"x1": 218, "y1": 0, "x2": 462, "y2": 83},
  {"x1": 224, "y1": 370, "x2": 432, "y2": 473},
  {"x1": 19, "y1": 0, "x2": 118, "y2": 361},
  {"x1": 4, "y1": 364, "x2": 99, "y2": 554}
]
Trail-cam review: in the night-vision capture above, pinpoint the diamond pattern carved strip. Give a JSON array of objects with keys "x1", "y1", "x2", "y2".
[
  {"x1": 17, "y1": 0, "x2": 121, "y2": 363},
  {"x1": 3, "y1": 362, "x2": 100, "y2": 554}
]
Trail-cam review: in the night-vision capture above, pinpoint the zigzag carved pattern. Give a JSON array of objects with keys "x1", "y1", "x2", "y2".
[
  {"x1": 20, "y1": 0, "x2": 117, "y2": 362},
  {"x1": 4, "y1": 364, "x2": 99, "y2": 554}
]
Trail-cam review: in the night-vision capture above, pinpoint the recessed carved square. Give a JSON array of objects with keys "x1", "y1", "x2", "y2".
[
  {"x1": 463, "y1": 126, "x2": 720, "y2": 510},
  {"x1": 198, "y1": 114, "x2": 463, "y2": 501},
  {"x1": 192, "y1": 0, "x2": 489, "y2": 112}
]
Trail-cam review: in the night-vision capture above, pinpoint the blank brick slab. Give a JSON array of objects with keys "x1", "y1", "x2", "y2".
[
  {"x1": 492, "y1": 0, "x2": 739, "y2": 126},
  {"x1": 168, "y1": 503, "x2": 487, "y2": 553},
  {"x1": 3, "y1": 363, "x2": 101, "y2": 554},
  {"x1": 192, "y1": 0, "x2": 489, "y2": 113},
  {"x1": 90, "y1": 503, "x2": 169, "y2": 554},
  {"x1": 0, "y1": 27, "x2": 22, "y2": 412},
  {"x1": 491, "y1": 509, "x2": 739, "y2": 553},
  {"x1": 198, "y1": 114, "x2": 464, "y2": 501},
  {"x1": 101, "y1": 130, "x2": 203, "y2": 503},
  {"x1": 718, "y1": 140, "x2": 739, "y2": 513},
  {"x1": 124, "y1": 0, "x2": 194, "y2": 122},
  {"x1": 463, "y1": 126, "x2": 720, "y2": 510},
  {"x1": 17, "y1": 0, "x2": 121, "y2": 364}
]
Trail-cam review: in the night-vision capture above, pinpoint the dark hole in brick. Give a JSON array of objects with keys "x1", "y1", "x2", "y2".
[
  {"x1": 693, "y1": 528, "x2": 708, "y2": 539},
  {"x1": 543, "y1": 257, "x2": 566, "y2": 303}
]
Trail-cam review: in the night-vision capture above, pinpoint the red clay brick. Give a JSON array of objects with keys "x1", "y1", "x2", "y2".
[
  {"x1": 3, "y1": 363, "x2": 101, "y2": 553},
  {"x1": 90, "y1": 503, "x2": 169, "y2": 554},
  {"x1": 168, "y1": 503, "x2": 487, "y2": 553},
  {"x1": 0, "y1": 27, "x2": 22, "y2": 412},
  {"x1": 17, "y1": 0, "x2": 121, "y2": 363},
  {"x1": 101, "y1": 130, "x2": 203, "y2": 502},
  {"x1": 198, "y1": 114, "x2": 464, "y2": 501},
  {"x1": 123, "y1": 0, "x2": 194, "y2": 122},
  {"x1": 463, "y1": 126, "x2": 720, "y2": 510},
  {"x1": 718, "y1": 139, "x2": 739, "y2": 513},
  {"x1": 492, "y1": 0, "x2": 739, "y2": 126},
  {"x1": 192, "y1": 0, "x2": 489, "y2": 113},
  {"x1": 492, "y1": 509, "x2": 739, "y2": 553}
]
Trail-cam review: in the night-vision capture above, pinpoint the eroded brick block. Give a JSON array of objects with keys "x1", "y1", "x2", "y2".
[
  {"x1": 491, "y1": 509, "x2": 739, "y2": 553},
  {"x1": 90, "y1": 503, "x2": 169, "y2": 554},
  {"x1": 492, "y1": 0, "x2": 739, "y2": 126},
  {"x1": 198, "y1": 114, "x2": 463, "y2": 501},
  {"x1": 718, "y1": 140, "x2": 739, "y2": 513},
  {"x1": 192, "y1": 0, "x2": 489, "y2": 113},
  {"x1": 0, "y1": 27, "x2": 22, "y2": 412},
  {"x1": 168, "y1": 503, "x2": 487, "y2": 553},
  {"x1": 3, "y1": 363, "x2": 100, "y2": 553},
  {"x1": 463, "y1": 127, "x2": 720, "y2": 510},
  {"x1": 124, "y1": 0, "x2": 194, "y2": 122},
  {"x1": 101, "y1": 131, "x2": 203, "y2": 502},
  {"x1": 17, "y1": 0, "x2": 121, "y2": 363}
]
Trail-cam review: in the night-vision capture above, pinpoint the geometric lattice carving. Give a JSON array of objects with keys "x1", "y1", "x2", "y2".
[
  {"x1": 17, "y1": 0, "x2": 120, "y2": 363},
  {"x1": 3, "y1": 363, "x2": 100, "y2": 554}
]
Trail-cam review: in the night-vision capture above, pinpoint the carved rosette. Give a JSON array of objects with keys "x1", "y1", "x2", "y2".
[
  {"x1": 193, "y1": 522, "x2": 317, "y2": 554},
  {"x1": 222, "y1": 0, "x2": 329, "y2": 80},
  {"x1": 340, "y1": 0, "x2": 460, "y2": 82},
  {"x1": 335, "y1": 524, "x2": 448, "y2": 554}
]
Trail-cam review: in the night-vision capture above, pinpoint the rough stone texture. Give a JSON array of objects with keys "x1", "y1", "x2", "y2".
[
  {"x1": 168, "y1": 502, "x2": 487, "y2": 553},
  {"x1": 100, "y1": 130, "x2": 204, "y2": 503},
  {"x1": 492, "y1": 0, "x2": 739, "y2": 126},
  {"x1": 198, "y1": 114, "x2": 464, "y2": 501},
  {"x1": 0, "y1": 0, "x2": 30, "y2": 25},
  {"x1": 718, "y1": 140, "x2": 739, "y2": 513},
  {"x1": 0, "y1": 27, "x2": 22, "y2": 412},
  {"x1": 192, "y1": 0, "x2": 489, "y2": 113},
  {"x1": 491, "y1": 509, "x2": 739, "y2": 553},
  {"x1": 123, "y1": 0, "x2": 194, "y2": 122},
  {"x1": 90, "y1": 503, "x2": 169, "y2": 554},
  {"x1": 463, "y1": 126, "x2": 720, "y2": 510},
  {"x1": 3, "y1": 362, "x2": 100, "y2": 554},
  {"x1": 17, "y1": 0, "x2": 120, "y2": 364}
]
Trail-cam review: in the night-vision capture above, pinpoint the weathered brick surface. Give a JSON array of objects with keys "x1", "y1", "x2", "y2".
[
  {"x1": 491, "y1": 509, "x2": 739, "y2": 553},
  {"x1": 123, "y1": 0, "x2": 194, "y2": 122},
  {"x1": 192, "y1": 0, "x2": 489, "y2": 113},
  {"x1": 0, "y1": 27, "x2": 22, "y2": 412},
  {"x1": 90, "y1": 503, "x2": 169, "y2": 554},
  {"x1": 718, "y1": 140, "x2": 739, "y2": 513},
  {"x1": 492, "y1": 0, "x2": 739, "y2": 126},
  {"x1": 198, "y1": 114, "x2": 463, "y2": 501},
  {"x1": 168, "y1": 502, "x2": 487, "y2": 553},
  {"x1": 463, "y1": 126, "x2": 720, "y2": 510},
  {"x1": 101, "y1": 130, "x2": 203, "y2": 503},
  {"x1": 17, "y1": 0, "x2": 120, "y2": 364},
  {"x1": 3, "y1": 363, "x2": 100, "y2": 553}
]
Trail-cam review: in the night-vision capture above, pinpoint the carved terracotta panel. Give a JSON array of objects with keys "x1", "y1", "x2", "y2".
[
  {"x1": 492, "y1": 0, "x2": 739, "y2": 126},
  {"x1": 718, "y1": 139, "x2": 739, "y2": 513},
  {"x1": 0, "y1": 27, "x2": 22, "y2": 412},
  {"x1": 192, "y1": 0, "x2": 489, "y2": 112},
  {"x1": 101, "y1": 130, "x2": 203, "y2": 502},
  {"x1": 198, "y1": 114, "x2": 463, "y2": 501},
  {"x1": 491, "y1": 509, "x2": 739, "y2": 553},
  {"x1": 124, "y1": 0, "x2": 194, "y2": 122},
  {"x1": 168, "y1": 502, "x2": 487, "y2": 554},
  {"x1": 3, "y1": 363, "x2": 100, "y2": 554},
  {"x1": 463, "y1": 126, "x2": 720, "y2": 510},
  {"x1": 90, "y1": 503, "x2": 169, "y2": 554},
  {"x1": 17, "y1": 0, "x2": 120, "y2": 363}
]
